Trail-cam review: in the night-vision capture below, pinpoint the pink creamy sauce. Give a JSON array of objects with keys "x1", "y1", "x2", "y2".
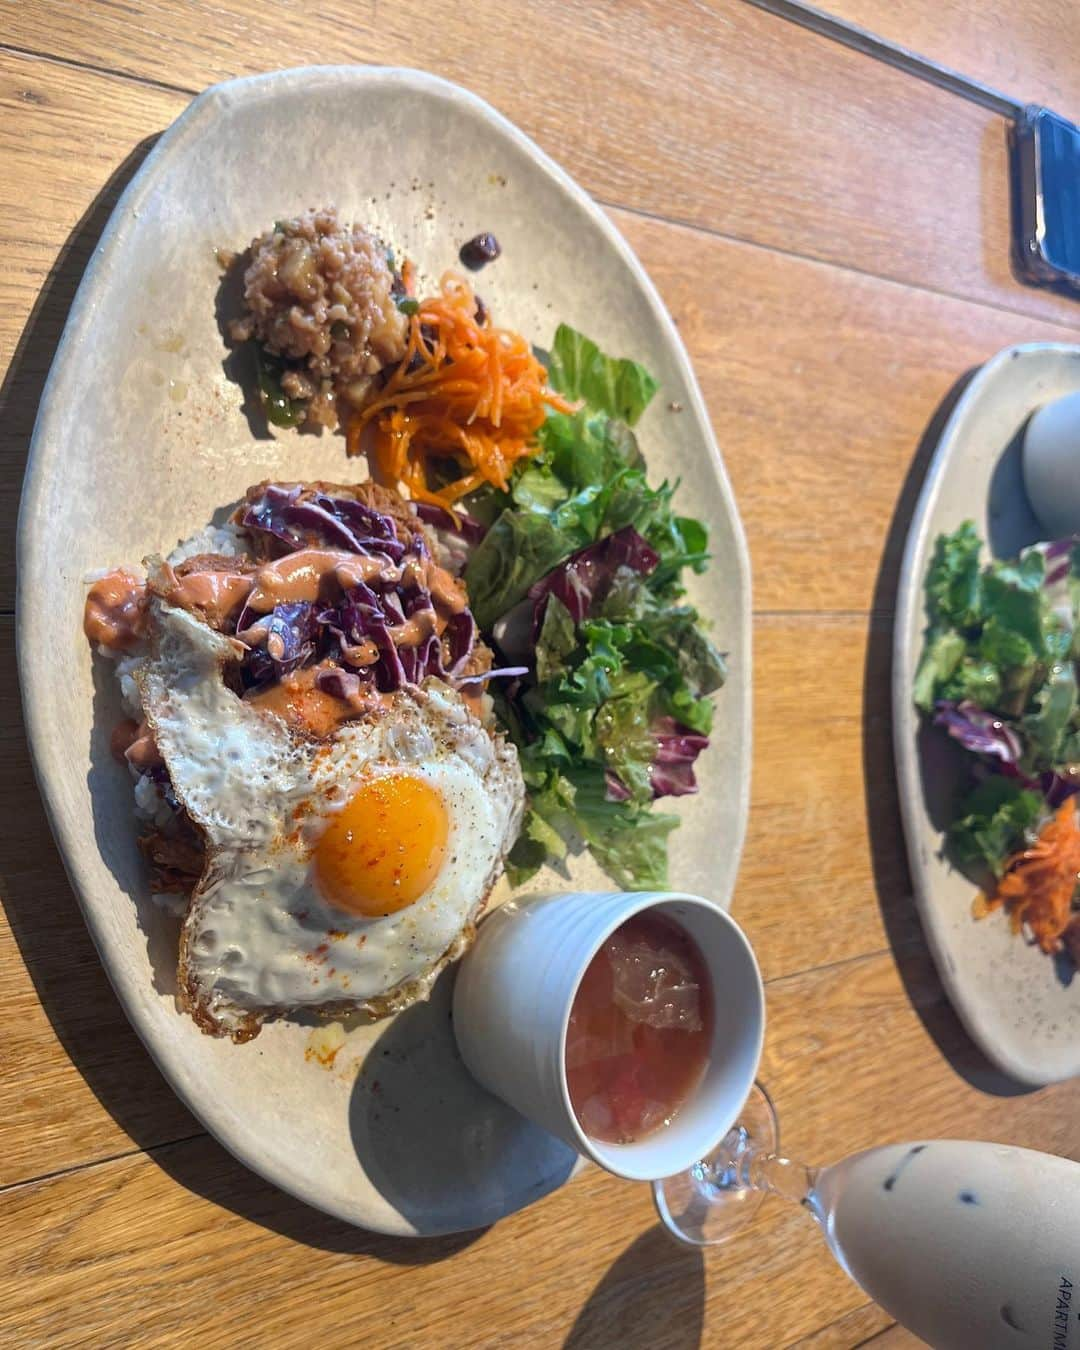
[
  {"x1": 566, "y1": 913, "x2": 713, "y2": 1145},
  {"x1": 242, "y1": 548, "x2": 387, "y2": 612},
  {"x1": 167, "y1": 570, "x2": 253, "y2": 629},
  {"x1": 82, "y1": 527, "x2": 479, "y2": 747},
  {"x1": 83, "y1": 569, "x2": 148, "y2": 650}
]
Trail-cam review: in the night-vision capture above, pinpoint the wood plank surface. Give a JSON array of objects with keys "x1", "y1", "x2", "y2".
[
  {"x1": 0, "y1": 1138, "x2": 863, "y2": 1350},
  {"x1": 5, "y1": 0, "x2": 1080, "y2": 331},
  {"x1": 792, "y1": 1303, "x2": 895, "y2": 1348},
  {"x1": 2, "y1": 938, "x2": 1074, "y2": 1349},
  {"x1": 4, "y1": 3, "x2": 1080, "y2": 1347},
  {"x1": 857, "y1": 1328, "x2": 929, "y2": 1349},
  {"x1": 831, "y1": 0, "x2": 1080, "y2": 119}
]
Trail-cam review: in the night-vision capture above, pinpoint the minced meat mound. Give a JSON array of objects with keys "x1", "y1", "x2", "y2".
[{"x1": 228, "y1": 206, "x2": 408, "y2": 428}]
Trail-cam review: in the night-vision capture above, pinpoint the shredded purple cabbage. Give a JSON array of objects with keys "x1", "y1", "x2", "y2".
[
  {"x1": 329, "y1": 582, "x2": 407, "y2": 692},
  {"x1": 242, "y1": 484, "x2": 406, "y2": 561},
  {"x1": 649, "y1": 717, "x2": 710, "y2": 798},
  {"x1": 232, "y1": 486, "x2": 491, "y2": 699},
  {"x1": 1042, "y1": 536, "x2": 1078, "y2": 585},
  {"x1": 529, "y1": 526, "x2": 660, "y2": 629},
  {"x1": 1043, "y1": 769, "x2": 1080, "y2": 808},
  {"x1": 456, "y1": 665, "x2": 528, "y2": 686},
  {"x1": 314, "y1": 667, "x2": 367, "y2": 701},
  {"x1": 443, "y1": 610, "x2": 477, "y2": 676},
  {"x1": 933, "y1": 700, "x2": 1022, "y2": 765},
  {"x1": 415, "y1": 501, "x2": 487, "y2": 546},
  {"x1": 317, "y1": 583, "x2": 489, "y2": 693},
  {"x1": 244, "y1": 602, "x2": 318, "y2": 684}
]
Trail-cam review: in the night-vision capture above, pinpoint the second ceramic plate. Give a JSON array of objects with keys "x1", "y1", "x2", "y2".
[{"x1": 894, "y1": 342, "x2": 1080, "y2": 1087}]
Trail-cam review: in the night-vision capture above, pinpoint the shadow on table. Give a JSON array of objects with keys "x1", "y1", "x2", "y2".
[
  {"x1": 0, "y1": 142, "x2": 481, "y2": 1265},
  {"x1": 860, "y1": 370, "x2": 1035, "y2": 1099},
  {"x1": 147, "y1": 1135, "x2": 489, "y2": 1262},
  {"x1": 563, "y1": 1226, "x2": 705, "y2": 1350},
  {"x1": 349, "y1": 970, "x2": 577, "y2": 1234},
  {"x1": 0, "y1": 140, "x2": 187, "y2": 1185},
  {"x1": 0, "y1": 135, "x2": 158, "y2": 587}
]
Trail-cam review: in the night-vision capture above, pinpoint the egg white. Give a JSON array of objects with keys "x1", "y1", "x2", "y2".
[{"x1": 138, "y1": 601, "x2": 524, "y2": 1039}]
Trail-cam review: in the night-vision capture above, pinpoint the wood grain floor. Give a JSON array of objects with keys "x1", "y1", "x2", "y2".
[{"x1": 3, "y1": 3, "x2": 1080, "y2": 1346}]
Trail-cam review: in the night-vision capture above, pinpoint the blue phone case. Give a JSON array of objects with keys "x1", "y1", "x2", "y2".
[{"x1": 1012, "y1": 105, "x2": 1080, "y2": 293}]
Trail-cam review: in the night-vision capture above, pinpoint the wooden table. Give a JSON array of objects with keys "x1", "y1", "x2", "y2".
[{"x1": 3, "y1": 3, "x2": 1080, "y2": 1345}]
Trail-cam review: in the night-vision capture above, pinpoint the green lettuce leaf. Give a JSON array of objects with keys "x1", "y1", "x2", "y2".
[
  {"x1": 947, "y1": 777, "x2": 1044, "y2": 878},
  {"x1": 505, "y1": 805, "x2": 568, "y2": 886},
  {"x1": 941, "y1": 658, "x2": 1002, "y2": 709},
  {"x1": 981, "y1": 553, "x2": 1046, "y2": 653},
  {"x1": 511, "y1": 461, "x2": 569, "y2": 515},
  {"x1": 537, "y1": 408, "x2": 642, "y2": 491},
  {"x1": 1021, "y1": 662, "x2": 1078, "y2": 770},
  {"x1": 475, "y1": 324, "x2": 721, "y2": 889},
  {"x1": 594, "y1": 670, "x2": 657, "y2": 804},
  {"x1": 463, "y1": 510, "x2": 574, "y2": 630},
  {"x1": 978, "y1": 616, "x2": 1036, "y2": 673},
  {"x1": 504, "y1": 766, "x2": 585, "y2": 886},
  {"x1": 552, "y1": 480, "x2": 614, "y2": 546},
  {"x1": 648, "y1": 606, "x2": 728, "y2": 697},
  {"x1": 659, "y1": 682, "x2": 714, "y2": 736},
  {"x1": 913, "y1": 631, "x2": 965, "y2": 712},
  {"x1": 925, "y1": 521, "x2": 982, "y2": 630},
  {"x1": 535, "y1": 594, "x2": 578, "y2": 683},
  {"x1": 523, "y1": 690, "x2": 597, "y2": 757},
  {"x1": 546, "y1": 325, "x2": 659, "y2": 426},
  {"x1": 1059, "y1": 726, "x2": 1080, "y2": 764},
  {"x1": 554, "y1": 765, "x2": 676, "y2": 890}
]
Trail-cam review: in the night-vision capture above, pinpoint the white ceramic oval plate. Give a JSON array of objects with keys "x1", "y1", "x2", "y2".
[
  {"x1": 17, "y1": 68, "x2": 751, "y2": 1234},
  {"x1": 894, "y1": 342, "x2": 1080, "y2": 1087}
]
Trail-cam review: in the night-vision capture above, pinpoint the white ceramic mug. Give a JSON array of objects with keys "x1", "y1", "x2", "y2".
[
  {"x1": 1022, "y1": 389, "x2": 1080, "y2": 538},
  {"x1": 452, "y1": 891, "x2": 765, "y2": 1182}
]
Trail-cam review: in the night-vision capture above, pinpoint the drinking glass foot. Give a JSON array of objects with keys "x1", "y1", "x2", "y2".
[{"x1": 652, "y1": 1082, "x2": 779, "y2": 1246}]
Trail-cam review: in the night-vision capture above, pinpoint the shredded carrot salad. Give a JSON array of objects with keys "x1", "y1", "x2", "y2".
[
  {"x1": 974, "y1": 799, "x2": 1080, "y2": 953},
  {"x1": 346, "y1": 270, "x2": 575, "y2": 510}
]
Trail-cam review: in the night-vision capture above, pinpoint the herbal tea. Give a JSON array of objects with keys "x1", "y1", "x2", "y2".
[{"x1": 565, "y1": 913, "x2": 713, "y2": 1145}]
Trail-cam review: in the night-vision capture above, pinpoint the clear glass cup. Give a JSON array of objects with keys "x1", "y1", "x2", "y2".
[
  {"x1": 651, "y1": 1086, "x2": 1080, "y2": 1350},
  {"x1": 652, "y1": 1081, "x2": 785, "y2": 1245}
]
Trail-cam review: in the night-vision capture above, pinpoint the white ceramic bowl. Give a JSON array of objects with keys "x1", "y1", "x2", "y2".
[
  {"x1": 452, "y1": 892, "x2": 765, "y2": 1182},
  {"x1": 1022, "y1": 389, "x2": 1080, "y2": 538}
]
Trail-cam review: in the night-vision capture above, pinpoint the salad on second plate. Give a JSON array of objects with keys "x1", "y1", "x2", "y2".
[{"x1": 915, "y1": 522, "x2": 1080, "y2": 967}]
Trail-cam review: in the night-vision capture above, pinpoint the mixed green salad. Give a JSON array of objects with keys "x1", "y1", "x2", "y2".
[
  {"x1": 455, "y1": 326, "x2": 727, "y2": 889},
  {"x1": 914, "y1": 522, "x2": 1080, "y2": 878}
]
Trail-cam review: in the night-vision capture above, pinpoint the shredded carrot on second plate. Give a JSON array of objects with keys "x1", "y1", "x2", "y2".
[
  {"x1": 974, "y1": 798, "x2": 1080, "y2": 953},
  {"x1": 346, "y1": 270, "x2": 575, "y2": 510}
]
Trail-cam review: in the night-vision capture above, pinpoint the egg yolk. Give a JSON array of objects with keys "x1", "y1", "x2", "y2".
[{"x1": 314, "y1": 773, "x2": 449, "y2": 917}]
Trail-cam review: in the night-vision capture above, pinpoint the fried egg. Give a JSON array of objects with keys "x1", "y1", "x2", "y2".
[{"x1": 138, "y1": 601, "x2": 524, "y2": 1041}]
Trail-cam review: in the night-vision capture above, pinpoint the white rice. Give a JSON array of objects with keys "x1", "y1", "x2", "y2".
[
  {"x1": 150, "y1": 892, "x2": 188, "y2": 918},
  {"x1": 132, "y1": 768, "x2": 176, "y2": 831},
  {"x1": 167, "y1": 521, "x2": 247, "y2": 565},
  {"x1": 115, "y1": 652, "x2": 145, "y2": 718}
]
